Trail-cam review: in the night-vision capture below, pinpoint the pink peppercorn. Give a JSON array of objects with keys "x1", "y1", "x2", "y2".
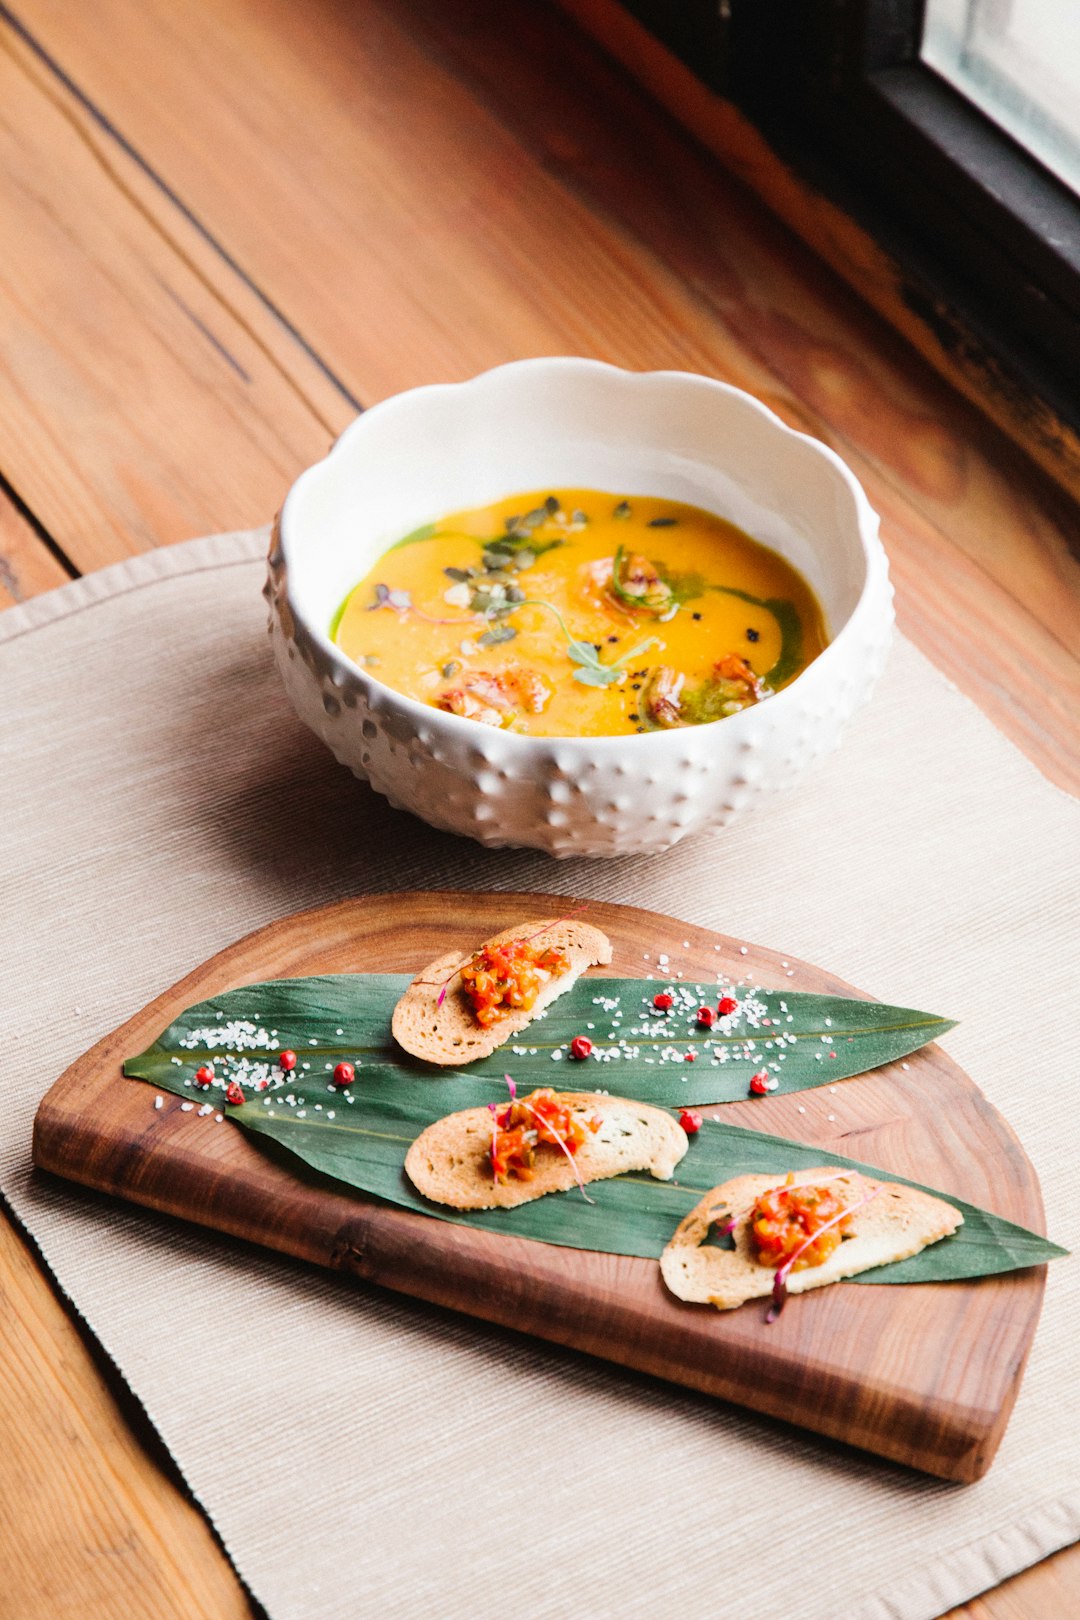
[
  {"x1": 653, "y1": 992, "x2": 673, "y2": 1011},
  {"x1": 225, "y1": 1081, "x2": 245, "y2": 1106},
  {"x1": 697, "y1": 1005, "x2": 715, "y2": 1027},
  {"x1": 718, "y1": 995, "x2": 738, "y2": 1017},
  {"x1": 193, "y1": 1065, "x2": 213, "y2": 1089},
  {"x1": 679, "y1": 1109, "x2": 702, "y2": 1134},
  {"x1": 569, "y1": 1036, "x2": 593, "y2": 1060},
  {"x1": 279, "y1": 1049, "x2": 297, "y2": 1073},
  {"x1": 332, "y1": 1062, "x2": 355, "y2": 1088},
  {"x1": 749, "y1": 1070, "x2": 771, "y2": 1096}
]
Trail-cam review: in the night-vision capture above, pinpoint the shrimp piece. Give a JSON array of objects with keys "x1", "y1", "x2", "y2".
[
  {"x1": 714, "y1": 654, "x2": 765, "y2": 700},
  {"x1": 643, "y1": 666, "x2": 685, "y2": 728},
  {"x1": 436, "y1": 666, "x2": 552, "y2": 727},
  {"x1": 613, "y1": 553, "x2": 675, "y2": 616},
  {"x1": 508, "y1": 666, "x2": 553, "y2": 714},
  {"x1": 437, "y1": 685, "x2": 506, "y2": 727}
]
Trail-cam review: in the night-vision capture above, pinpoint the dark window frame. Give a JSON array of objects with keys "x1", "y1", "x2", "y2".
[{"x1": 622, "y1": 0, "x2": 1080, "y2": 431}]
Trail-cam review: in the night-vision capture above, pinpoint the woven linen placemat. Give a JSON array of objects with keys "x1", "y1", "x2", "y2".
[{"x1": 2, "y1": 530, "x2": 1078, "y2": 1620}]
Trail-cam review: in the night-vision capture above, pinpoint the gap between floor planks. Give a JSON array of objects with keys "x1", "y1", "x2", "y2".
[
  {"x1": 0, "y1": 1207, "x2": 256, "y2": 1620},
  {"x1": 0, "y1": 9, "x2": 353, "y2": 576}
]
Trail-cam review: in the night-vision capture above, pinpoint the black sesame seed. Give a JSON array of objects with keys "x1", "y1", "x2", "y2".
[
  {"x1": 747, "y1": 627, "x2": 760, "y2": 642},
  {"x1": 607, "y1": 634, "x2": 619, "y2": 643},
  {"x1": 692, "y1": 611, "x2": 702, "y2": 621},
  {"x1": 629, "y1": 712, "x2": 640, "y2": 721}
]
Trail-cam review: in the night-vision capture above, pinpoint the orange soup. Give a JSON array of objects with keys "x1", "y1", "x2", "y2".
[{"x1": 332, "y1": 489, "x2": 828, "y2": 738}]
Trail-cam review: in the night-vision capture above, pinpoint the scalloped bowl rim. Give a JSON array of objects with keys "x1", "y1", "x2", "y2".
[{"x1": 276, "y1": 358, "x2": 887, "y2": 753}]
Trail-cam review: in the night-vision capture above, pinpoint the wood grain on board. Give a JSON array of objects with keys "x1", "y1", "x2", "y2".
[
  {"x1": 7, "y1": 0, "x2": 1079, "y2": 792},
  {"x1": 34, "y1": 891, "x2": 1048, "y2": 1485},
  {"x1": 0, "y1": 0, "x2": 1076, "y2": 1610}
]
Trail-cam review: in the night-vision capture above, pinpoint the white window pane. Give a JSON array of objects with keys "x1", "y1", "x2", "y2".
[{"x1": 922, "y1": 0, "x2": 1080, "y2": 197}]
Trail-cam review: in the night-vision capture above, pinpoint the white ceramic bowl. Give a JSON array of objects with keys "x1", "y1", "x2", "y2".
[{"x1": 266, "y1": 359, "x2": 892, "y2": 856}]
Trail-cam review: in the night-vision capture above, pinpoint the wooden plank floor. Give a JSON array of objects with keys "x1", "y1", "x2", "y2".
[{"x1": 0, "y1": 0, "x2": 1076, "y2": 1614}]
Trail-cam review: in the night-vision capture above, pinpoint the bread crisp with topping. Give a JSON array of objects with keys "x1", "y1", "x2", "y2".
[
  {"x1": 392, "y1": 918, "x2": 611, "y2": 1066},
  {"x1": 406, "y1": 1090, "x2": 687, "y2": 1210},
  {"x1": 661, "y1": 1169, "x2": 962, "y2": 1310}
]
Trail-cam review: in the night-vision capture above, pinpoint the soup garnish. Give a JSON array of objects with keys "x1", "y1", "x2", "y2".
[{"x1": 332, "y1": 490, "x2": 828, "y2": 737}]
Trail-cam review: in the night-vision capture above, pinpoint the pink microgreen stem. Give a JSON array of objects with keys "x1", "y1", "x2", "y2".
[
  {"x1": 521, "y1": 1100, "x2": 595, "y2": 1204},
  {"x1": 487, "y1": 1103, "x2": 500, "y2": 1181},
  {"x1": 517, "y1": 903, "x2": 588, "y2": 945},
  {"x1": 409, "y1": 608, "x2": 474, "y2": 627},
  {"x1": 765, "y1": 1182, "x2": 881, "y2": 1323}
]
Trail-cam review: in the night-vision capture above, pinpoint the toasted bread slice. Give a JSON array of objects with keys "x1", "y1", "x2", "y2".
[
  {"x1": 392, "y1": 918, "x2": 612, "y2": 1066},
  {"x1": 661, "y1": 1169, "x2": 962, "y2": 1310},
  {"x1": 405, "y1": 1091, "x2": 687, "y2": 1209}
]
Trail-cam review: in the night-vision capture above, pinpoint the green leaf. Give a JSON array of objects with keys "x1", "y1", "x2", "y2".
[
  {"x1": 573, "y1": 666, "x2": 618, "y2": 687},
  {"x1": 125, "y1": 974, "x2": 964, "y2": 1107},
  {"x1": 123, "y1": 977, "x2": 1065, "y2": 1280},
  {"x1": 567, "y1": 639, "x2": 602, "y2": 667}
]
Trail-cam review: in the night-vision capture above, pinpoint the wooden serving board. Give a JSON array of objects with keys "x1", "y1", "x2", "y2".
[{"x1": 33, "y1": 891, "x2": 1048, "y2": 1482}]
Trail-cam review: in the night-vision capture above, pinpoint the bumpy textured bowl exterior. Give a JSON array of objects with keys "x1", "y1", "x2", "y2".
[{"x1": 266, "y1": 360, "x2": 892, "y2": 856}]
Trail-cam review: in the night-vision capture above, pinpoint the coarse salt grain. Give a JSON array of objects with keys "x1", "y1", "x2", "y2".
[{"x1": 154, "y1": 1096, "x2": 163, "y2": 1110}]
